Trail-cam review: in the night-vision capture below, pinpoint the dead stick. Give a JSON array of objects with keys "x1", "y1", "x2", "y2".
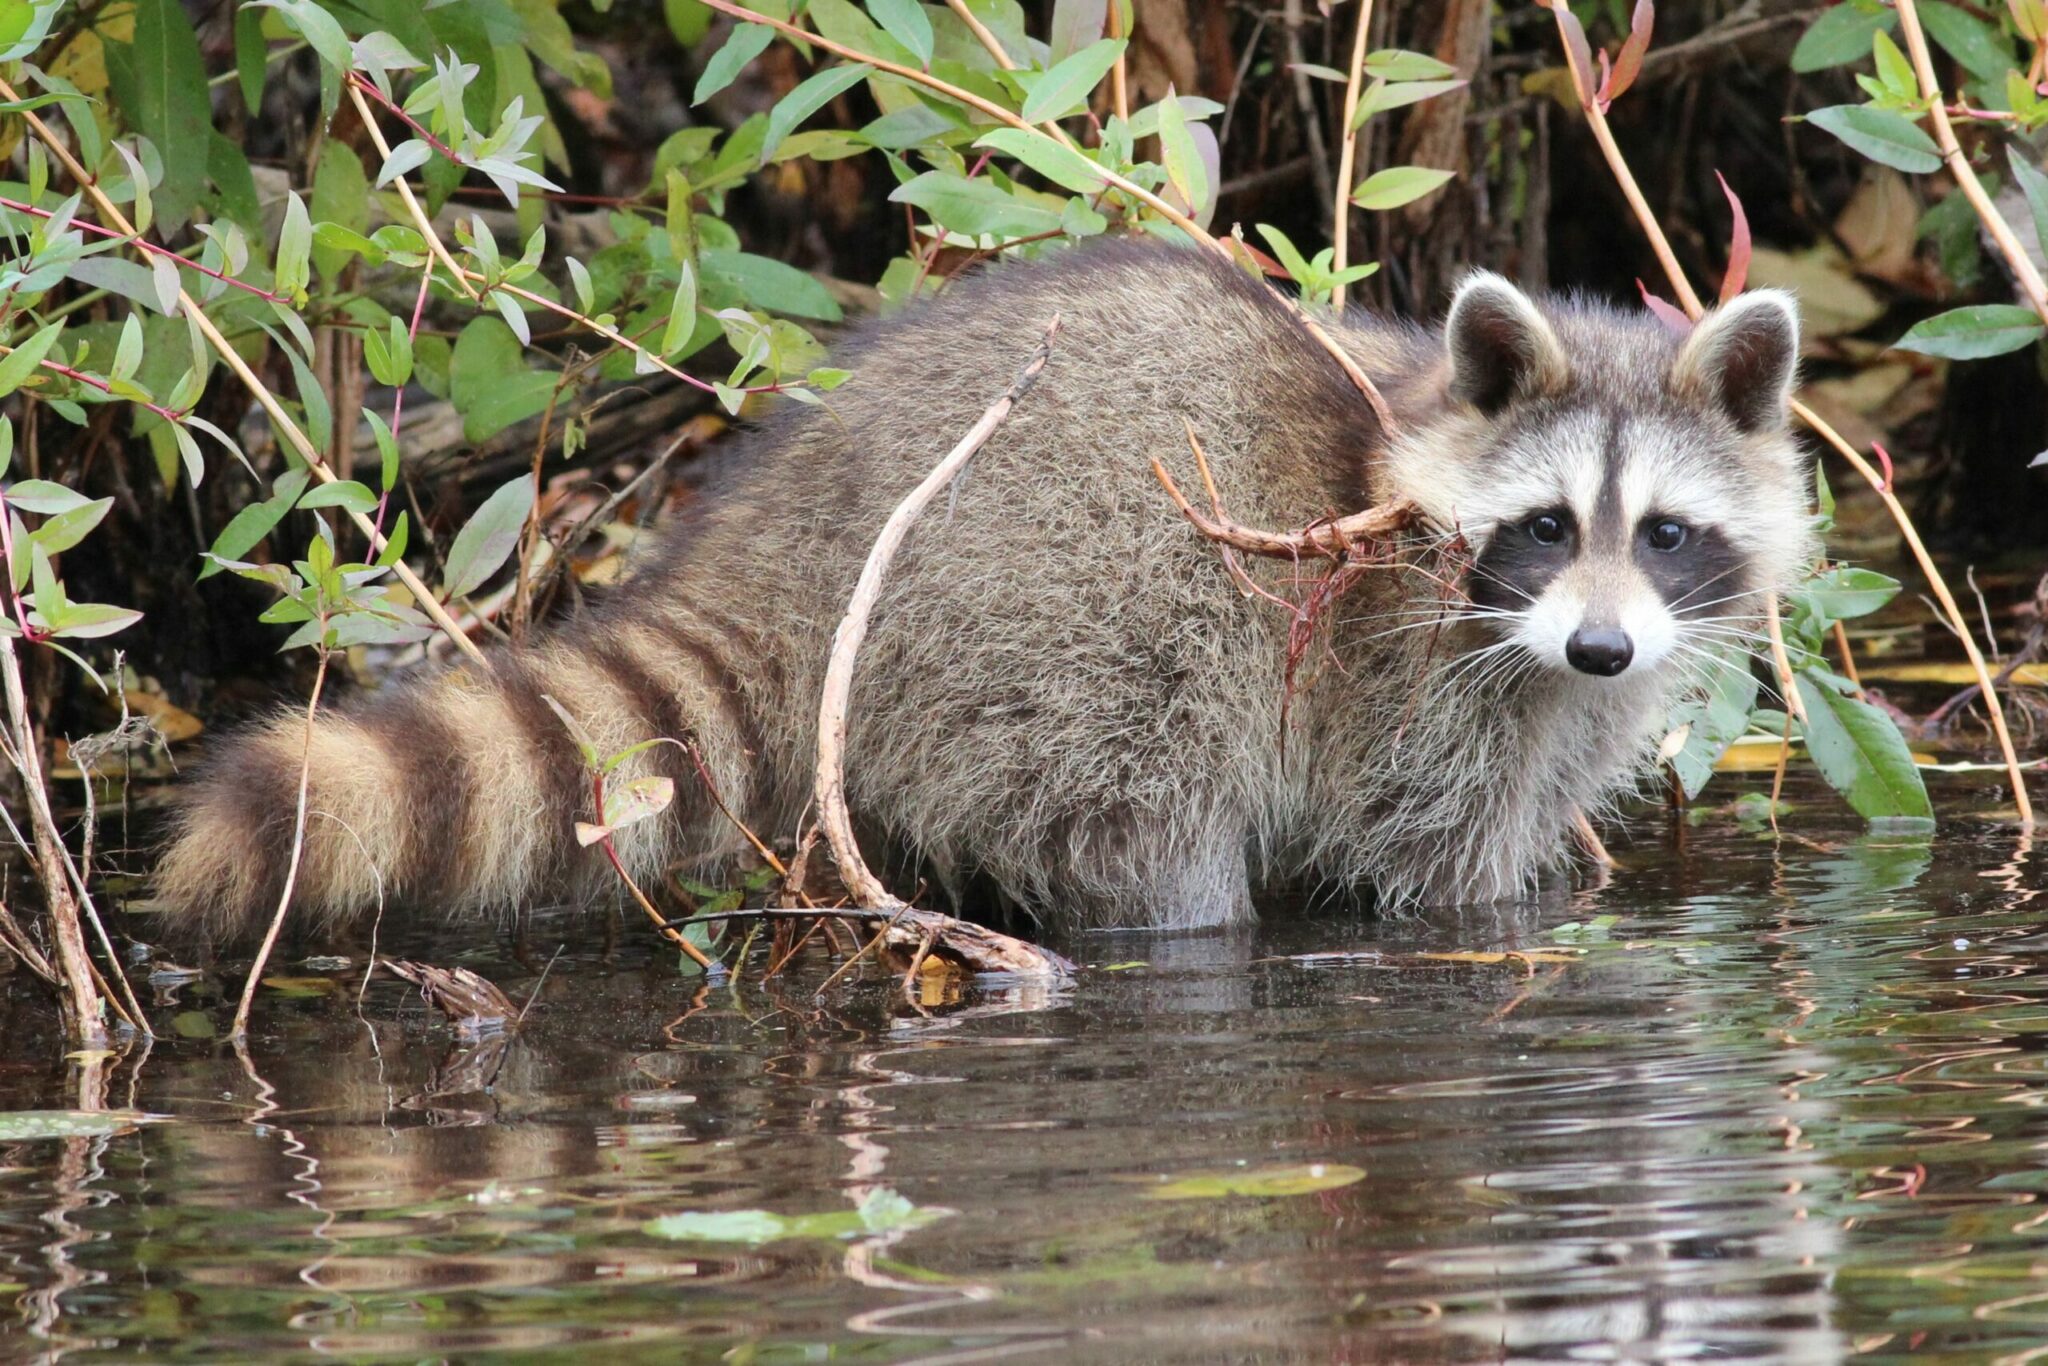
[
  {"x1": 815, "y1": 314, "x2": 1060, "y2": 911},
  {"x1": 231, "y1": 645, "x2": 330, "y2": 1039}
]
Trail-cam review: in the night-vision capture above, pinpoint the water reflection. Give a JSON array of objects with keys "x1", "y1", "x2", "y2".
[{"x1": 6, "y1": 784, "x2": 2048, "y2": 1360}]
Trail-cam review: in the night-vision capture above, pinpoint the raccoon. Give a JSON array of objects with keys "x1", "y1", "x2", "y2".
[{"x1": 154, "y1": 241, "x2": 1813, "y2": 937}]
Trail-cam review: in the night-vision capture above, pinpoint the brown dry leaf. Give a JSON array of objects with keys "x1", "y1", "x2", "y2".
[
  {"x1": 381, "y1": 959, "x2": 520, "y2": 1033},
  {"x1": 1744, "y1": 245, "x2": 1886, "y2": 338},
  {"x1": 124, "y1": 690, "x2": 203, "y2": 743},
  {"x1": 1834, "y1": 167, "x2": 1925, "y2": 291}
]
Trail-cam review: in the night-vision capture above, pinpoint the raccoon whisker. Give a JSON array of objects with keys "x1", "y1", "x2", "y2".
[
  {"x1": 1460, "y1": 562, "x2": 1538, "y2": 608},
  {"x1": 1433, "y1": 637, "x2": 1535, "y2": 693},
  {"x1": 1667, "y1": 567, "x2": 1752, "y2": 612}
]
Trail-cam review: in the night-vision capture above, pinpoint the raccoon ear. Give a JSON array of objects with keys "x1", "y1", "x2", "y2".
[
  {"x1": 1672, "y1": 290, "x2": 1800, "y2": 433},
  {"x1": 1444, "y1": 272, "x2": 1568, "y2": 416}
]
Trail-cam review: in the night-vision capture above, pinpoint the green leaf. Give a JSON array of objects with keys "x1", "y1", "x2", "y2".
[
  {"x1": 1255, "y1": 223, "x2": 1314, "y2": 285},
  {"x1": 233, "y1": 7, "x2": 268, "y2": 112},
  {"x1": 693, "y1": 22, "x2": 775, "y2": 104},
  {"x1": 110, "y1": 314, "x2": 143, "y2": 385},
  {"x1": 1363, "y1": 48, "x2": 1455, "y2": 81},
  {"x1": 275, "y1": 191, "x2": 313, "y2": 302},
  {"x1": 309, "y1": 140, "x2": 370, "y2": 285},
  {"x1": 362, "y1": 317, "x2": 413, "y2": 387},
  {"x1": 0, "y1": 322, "x2": 63, "y2": 399},
  {"x1": 1019, "y1": 37, "x2": 1125, "y2": 124},
  {"x1": 2007, "y1": 149, "x2": 2048, "y2": 270},
  {"x1": 661, "y1": 260, "x2": 699, "y2": 357},
  {"x1": 1663, "y1": 646, "x2": 1759, "y2": 799},
  {"x1": 1918, "y1": 0, "x2": 2013, "y2": 83},
  {"x1": 442, "y1": 475, "x2": 537, "y2": 600},
  {"x1": 1138, "y1": 1164, "x2": 1367, "y2": 1201},
  {"x1": 761, "y1": 63, "x2": 874, "y2": 163},
  {"x1": 1353, "y1": 78, "x2": 1465, "y2": 128},
  {"x1": 1795, "y1": 673, "x2": 1933, "y2": 821},
  {"x1": 1870, "y1": 30, "x2": 1915, "y2": 100},
  {"x1": 297, "y1": 480, "x2": 379, "y2": 514},
  {"x1": 449, "y1": 316, "x2": 558, "y2": 443},
  {"x1": 869, "y1": 0, "x2": 933, "y2": 66},
  {"x1": 1799, "y1": 565, "x2": 1901, "y2": 621},
  {"x1": 200, "y1": 468, "x2": 308, "y2": 579},
  {"x1": 1156, "y1": 85, "x2": 1208, "y2": 217},
  {"x1": 973, "y1": 127, "x2": 1108, "y2": 195},
  {"x1": 1894, "y1": 304, "x2": 2045, "y2": 360},
  {"x1": 1792, "y1": 2, "x2": 1895, "y2": 72},
  {"x1": 699, "y1": 249, "x2": 843, "y2": 321},
  {"x1": 27, "y1": 496, "x2": 112, "y2": 554},
  {"x1": 124, "y1": 0, "x2": 210, "y2": 232},
  {"x1": 889, "y1": 170, "x2": 1065, "y2": 239},
  {"x1": 1805, "y1": 104, "x2": 1942, "y2": 174},
  {"x1": 1350, "y1": 165, "x2": 1453, "y2": 211}
]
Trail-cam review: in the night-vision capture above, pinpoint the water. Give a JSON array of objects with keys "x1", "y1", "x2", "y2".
[{"x1": 1, "y1": 774, "x2": 2044, "y2": 1362}]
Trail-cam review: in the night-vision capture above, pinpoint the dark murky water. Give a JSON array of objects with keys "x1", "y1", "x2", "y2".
[{"x1": 2, "y1": 773, "x2": 2045, "y2": 1362}]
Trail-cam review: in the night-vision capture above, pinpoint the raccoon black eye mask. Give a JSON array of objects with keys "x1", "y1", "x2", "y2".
[{"x1": 157, "y1": 241, "x2": 1812, "y2": 936}]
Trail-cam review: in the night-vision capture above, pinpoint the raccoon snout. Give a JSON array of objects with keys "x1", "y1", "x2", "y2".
[{"x1": 1565, "y1": 625, "x2": 1634, "y2": 677}]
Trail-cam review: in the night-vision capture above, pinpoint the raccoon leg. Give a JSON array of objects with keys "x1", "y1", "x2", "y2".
[{"x1": 1024, "y1": 811, "x2": 1256, "y2": 932}]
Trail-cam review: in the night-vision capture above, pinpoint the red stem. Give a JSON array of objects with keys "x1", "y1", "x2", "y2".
[
  {"x1": 345, "y1": 72, "x2": 465, "y2": 164},
  {"x1": 0, "y1": 196, "x2": 291, "y2": 304}
]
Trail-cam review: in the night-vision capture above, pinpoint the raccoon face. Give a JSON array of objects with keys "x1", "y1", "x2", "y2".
[{"x1": 1392, "y1": 273, "x2": 1811, "y2": 684}]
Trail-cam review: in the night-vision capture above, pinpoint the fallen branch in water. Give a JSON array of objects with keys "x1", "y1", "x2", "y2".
[{"x1": 812, "y1": 315, "x2": 1074, "y2": 982}]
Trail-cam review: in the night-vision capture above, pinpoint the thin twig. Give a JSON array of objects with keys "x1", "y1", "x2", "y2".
[
  {"x1": 0, "y1": 195, "x2": 291, "y2": 303},
  {"x1": 816, "y1": 315, "x2": 1060, "y2": 909},
  {"x1": 1329, "y1": 0, "x2": 1376, "y2": 309},
  {"x1": 1892, "y1": 0, "x2": 2048, "y2": 319},
  {"x1": 344, "y1": 77, "x2": 480, "y2": 302},
  {"x1": 0, "y1": 636, "x2": 102, "y2": 1039},
  {"x1": 1154, "y1": 421, "x2": 1420, "y2": 558},
  {"x1": 232, "y1": 644, "x2": 330, "y2": 1039}
]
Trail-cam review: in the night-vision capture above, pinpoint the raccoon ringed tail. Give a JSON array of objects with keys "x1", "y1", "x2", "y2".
[{"x1": 154, "y1": 612, "x2": 758, "y2": 939}]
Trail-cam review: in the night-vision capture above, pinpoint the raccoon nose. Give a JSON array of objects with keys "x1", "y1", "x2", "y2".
[{"x1": 1566, "y1": 626, "x2": 1634, "y2": 677}]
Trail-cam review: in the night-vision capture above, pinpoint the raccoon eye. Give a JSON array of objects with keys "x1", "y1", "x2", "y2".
[
  {"x1": 1646, "y1": 518, "x2": 1689, "y2": 552},
  {"x1": 1526, "y1": 513, "x2": 1568, "y2": 546}
]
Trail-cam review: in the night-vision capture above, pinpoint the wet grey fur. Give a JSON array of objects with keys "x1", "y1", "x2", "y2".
[{"x1": 156, "y1": 241, "x2": 1812, "y2": 937}]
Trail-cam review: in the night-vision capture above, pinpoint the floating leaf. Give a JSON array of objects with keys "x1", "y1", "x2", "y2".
[
  {"x1": 0, "y1": 1110, "x2": 159, "y2": 1141},
  {"x1": 644, "y1": 1188, "x2": 947, "y2": 1244},
  {"x1": 1136, "y1": 1164, "x2": 1366, "y2": 1201}
]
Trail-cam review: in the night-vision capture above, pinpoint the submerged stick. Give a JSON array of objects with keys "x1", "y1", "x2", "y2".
[{"x1": 813, "y1": 315, "x2": 1072, "y2": 980}]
